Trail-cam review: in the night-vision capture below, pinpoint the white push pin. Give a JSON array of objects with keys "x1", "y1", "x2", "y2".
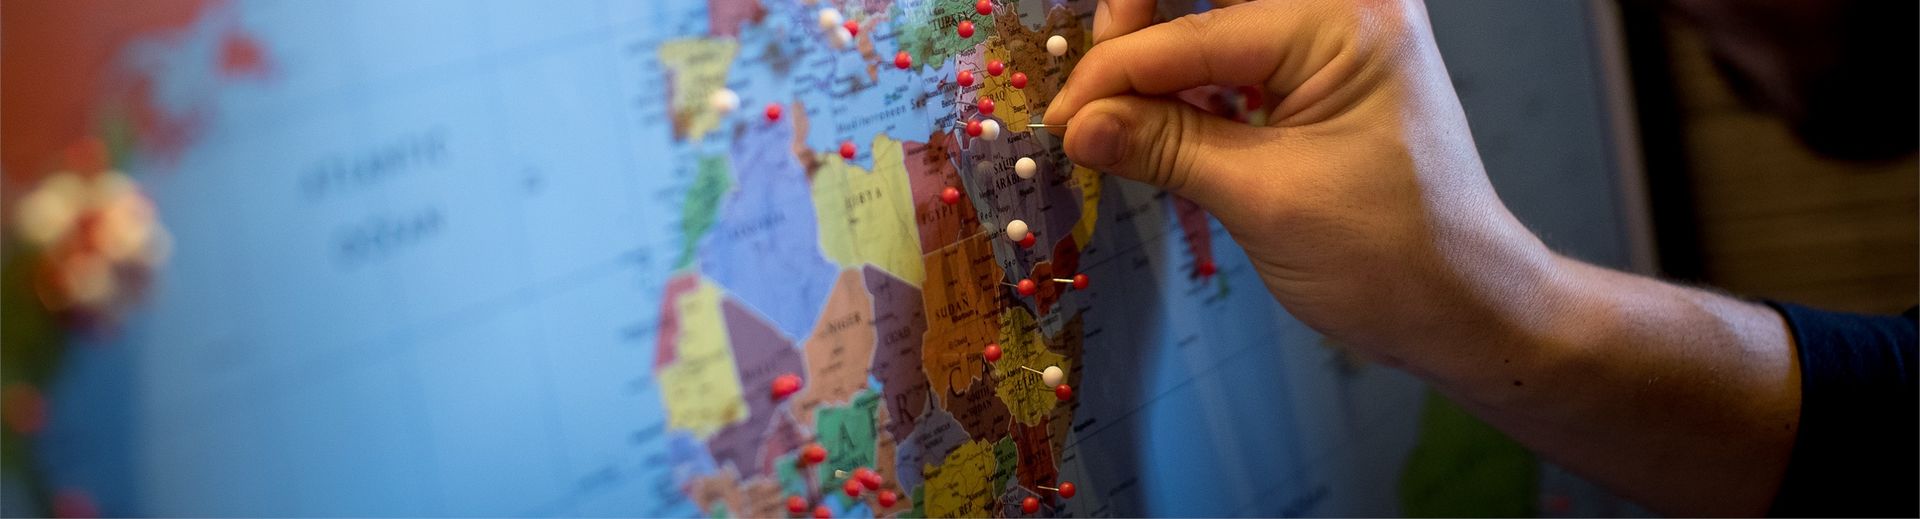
[
  {"x1": 708, "y1": 88, "x2": 740, "y2": 114},
  {"x1": 1005, "y1": 219, "x2": 1029, "y2": 242},
  {"x1": 818, "y1": 8, "x2": 844, "y2": 30},
  {"x1": 830, "y1": 26, "x2": 854, "y2": 48},
  {"x1": 978, "y1": 119, "x2": 1001, "y2": 140},
  {"x1": 1046, "y1": 35, "x2": 1069, "y2": 57},
  {"x1": 1017, "y1": 365, "x2": 1065, "y2": 386},
  {"x1": 1014, "y1": 157, "x2": 1037, "y2": 179}
]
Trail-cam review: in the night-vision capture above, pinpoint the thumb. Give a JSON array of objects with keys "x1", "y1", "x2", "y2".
[{"x1": 1062, "y1": 96, "x2": 1275, "y2": 206}]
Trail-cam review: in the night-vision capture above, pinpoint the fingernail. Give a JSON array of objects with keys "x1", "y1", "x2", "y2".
[
  {"x1": 1074, "y1": 111, "x2": 1126, "y2": 168},
  {"x1": 1093, "y1": 0, "x2": 1112, "y2": 40}
]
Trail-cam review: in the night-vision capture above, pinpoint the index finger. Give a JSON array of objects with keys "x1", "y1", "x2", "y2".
[
  {"x1": 1044, "y1": 2, "x2": 1292, "y2": 126},
  {"x1": 1092, "y1": 0, "x2": 1157, "y2": 42}
]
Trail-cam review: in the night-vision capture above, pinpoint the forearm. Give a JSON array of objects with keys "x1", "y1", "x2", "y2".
[{"x1": 1413, "y1": 255, "x2": 1800, "y2": 516}]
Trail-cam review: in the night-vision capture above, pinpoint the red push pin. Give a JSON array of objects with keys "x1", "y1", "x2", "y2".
[
  {"x1": 977, "y1": 97, "x2": 995, "y2": 115},
  {"x1": 1021, "y1": 496, "x2": 1040, "y2": 514},
  {"x1": 1017, "y1": 232, "x2": 1036, "y2": 249},
  {"x1": 855, "y1": 467, "x2": 882, "y2": 490},
  {"x1": 966, "y1": 119, "x2": 984, "y2": 137},
  {"x1": 787, "y1": 496, "x2": 809, "y2": 515},
  {"x1": 877, "y1": 490, "x2": 900, "y2": 508},
  {"x1": 1039, "y1": 482, "x2": 1076, "y2": 499},
  {"x1": 894, "y1": 51, "x2": 913, "y2": 69},
  {"x1": 941, "y1": 186, "x2": 961, "y2": 205},
  {"x1": 987, "y1": 60, "x2": 1005, "y2": 76},
  {"x1": 843, "y1": 479, "x2": 863, "y2": 498},
  {"x1": 1196, "y1": 259, "x2": 1218, "y2": 277},
  {"x1": 1051, "y1": 273, "x2": 1088, "y2": 290},
  {"x1": 839, "y1": 141, "x2": 857, "y2": 159},
  {"x1": 800, "y1": 443, "x2": 829, "y2": 466},
  {"x1": 844, "y1": 20, "x2": 861, "y2": 37},
  {"x1": 765, "y1": 102, "x2": 783, "y2": 122},
  {"x1": 957, "y1": 70, "x2": 975, "y2": 87},
  {"x1": 813, "y1": 505, "x2": 833, "y2": 519},
  {"x1": 957, "y1": 20, "x2": 975, "y2": 39},
  {"x1": 770, "y1": 373, "x2": 802, "y2": 400},
  {"x1": 983, "y1": 343, "x2": 1002, "y2": 363},
  {"x1": 1054, "y1": 384, "x2": 1073, "y2": 401},
  {"x1": 1010, "y1": 72, "x2": 1028, "y2": 89},
  {"x1": 977, "y1": 0, "x2": 993, "y2": 16},
  {"x1": 1011, "y1": 279, "x2": 1037, "y2": 296}
]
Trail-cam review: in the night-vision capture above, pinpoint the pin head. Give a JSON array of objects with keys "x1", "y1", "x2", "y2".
[
  {"x1": 977, "y1": 0, "x2": 993, "y2": 15},
  {"x1": 1010, "y1": 72, "x2": 1028, "y2": 89},
  {"x1": 708, "y1": 88, "x2": 740, "y2": 114},
  {"x1": 987, "y1": 60, "x2": 1005, "y2": 76},
  {"x1": 966, "y1": 119, "x2": 983, "y2": 137},
  {"x1": 1014, "y1": 157, "x2": 1036, "y2": 179},
  {"x1": 765, "y1": 102, "x2": 783, "y2": 122},
  {"x1": 831, "y1": 26, "x2": 853, "y2": 48},
  {"x1": 1197, "y1": 259, "x2": 1218, "y2": 277},
  {"x1": 1055, "y1": 384, "x2": 1073, "y2": 401},
  {"x1": 957, "y1": 20, "x2": 975, "y2": 38},
  {"x1": 1072, "y1": 273, "x2": 1088, "y2": 290},
  {"x1": 941, "y1": 186, "x2": 961, "y2": 205},
  {"x1": 977, "y1": 97, "x2": 995, "y2": 115},
  {"x1": 894, "y1": 51, "x2": 913, "y2": 69},
  {"x1": 843, "y1": 479, "x2": 862, "y2": 497},
  {"x1": 770, "y1": 373, "x2": 802, "y2": 400},
  {"x1": 1021, "y1": 496, "x2": 1040, "y2": 514},
  {"x1": 957, "y1": 70, "x2": 975, "y2": 87},
  {"x1": 787, "y1": 496, "x2": 808, "y2": 515},
  {"x1": 1058, "y1": 482, "x2": 1077, "y2": 499},
  {"x1": 979, "y1": 120, "x2": 1001, "y2": 140},
  {"x1": 1017, "y1": 232, "x2": 1036, "y2": 249},
  {"x1": 983, "y1": 343, "x2": 1002, "y2": 363},
  {"x1": 1041, "y1": 366, "x2": 1064, "y2": 386},
  {"x1": 839, "y1": 141, "x2": 857, "y2": 160},
  {"x1": 844, "y1": 20, "x2": 861, "y2": 38},
  {"x1": 877, "y1": 490, "x2": 900, "y2": 508},
  {"x1": 856, "y1": 467, "x2": 882, "y2": 490},
  {"x1": 1047, "y1": 35, "x2": 1069, "y2": 57},
  {"x1": 813, "y1": 505, "x2": 832, "y2": 519},
  {"x1": 802, "y1": 443, "x2": 829, "y2": 465},
  {"x1": 818, "y1": 8, "x2": 843, "y2": 30},
  {"x1": 1017, "y1": 279, "x2": 1037, "y2": 296},
  {"x1": 1005, "y1": 219, "x2": 1029, "y2": 241}
]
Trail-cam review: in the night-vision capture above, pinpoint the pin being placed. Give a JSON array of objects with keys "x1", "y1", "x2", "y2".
[
  {"x1": 1052, "y1": 273, "x2": 1089, "y2": 290},
  {"x1": 1046, "y1": 35, "x2": 1070, "y2": 57}
]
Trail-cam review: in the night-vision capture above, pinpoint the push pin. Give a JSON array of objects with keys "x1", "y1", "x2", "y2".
[
  {"x1": 957, "y1": 20, "x2": 975, "y2": 39},
  {"x1": 1055, "y1": 384, "x2": 1073, "y2": 401},
  {"x1": 854, "y1": 467, "x2": 882, "y2": 490},
  {"x1": 966, "y1": 119, "x2": 984, "y2": 138},
  {"x1": 708, "y1": 88, "x2": 740, "y2": 114},
  {"x1": 1010, "y1": 72, "x2": 1029, "y2": 89},
  {"x1": 877, "y1": 490, "x2": 901, "y2": 508},
  {"x1": 1196, "y1": 259, "x2": 1218, "y2": 277},
  {"x1": 1052, "y1": 274, "x2": 1089, "y2": 290},
  {"x1": 1014, "y1": 157, "x2": 1036, "y2": 179},
  {"x1": 941, "y1": 186, "x2": 962, "y2": 205},
  {"x1": 1003, "y1": 279, "x2": 1039, "y2": 296},
  {"x1": 1021, "y1": 496, "x2": 1041, "y2": 514},
  {"x1": 957, "y1": 70, "x2": 975, "y2": 87},
  {"x1": 1046, "y1": 35, "x2": 1069, "y2": 57},
  {"x1": 844, "y1": 20, "x2": 861, "y2": 38},
  {"x1": 976, "y1": 97, "x2": 995, "y2": 115},
  {"x1": 765, "y1": 102, "x2": 783, "y2": 122},
  {"x1": 1039, "y1": 482, "x2": 1077, "y2": 499},
  {"x1": 843, "y1": 479, "x2": 863, "y2": 498},
  {"x1": 799, "y1": 443, "x2": 828, "y2": 466},
  {"x1": 983, "y1": 342, "x2": 1002, "y2": 363},
  {"x1": 839, "y1": 141, "x2": 857, "y2": 160},
  {"x1": 977, "y1": 119, "x2": 1001, "y2": 140},
  {"x1": 1005, "y1": 219, "x2": 1029, "y2": 242},
  {"x1": 817, "y1": 8, "x2": 843, "y2": 30},
  {"x1": 894, "y1": 51, "x2": 913, "y2": 70},
  {"x1": 987, "y1": 60, "x2": 1006, "y2": 76},
  {"x1": 976, "y1": 0, "x2": 993, "y2": 16},
  {"x1": 813, "y1": 505, "x2": 832, "y2": 519},
  {"x1": 1018, "y1": 365, "x2": 1065, "y2": 386},
  {"x1": 787, "y1": 495, "x2": 809, "y2": 515},
  {"x1": 771, "y1": 373, "x2": 802, "y2": 400},
  {"x1": 1017, "y1": 232, "x2": 1036, "y2": 249},
  {"x1": 830, "y1": 26, "x2": 853, "y2": 48}
]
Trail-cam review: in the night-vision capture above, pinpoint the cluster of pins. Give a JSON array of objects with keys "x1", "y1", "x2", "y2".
[
  {"x1": 9, "y1": 137, "x2": 171, "y2": 321},
  {"x1": 981, "y1": 341, "x2": 1075, "y2": 402},
  {"x1": 1006, "y1": 481, "x2": 1077, "y2": 514},
  {"x1": 767, "y1": 375, "x2": 907, "y2": 518}
]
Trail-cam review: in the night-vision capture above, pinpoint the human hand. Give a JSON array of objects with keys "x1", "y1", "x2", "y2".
[{"x1": 1045, "y1": 0, "x2": 1565, "y2": 370}]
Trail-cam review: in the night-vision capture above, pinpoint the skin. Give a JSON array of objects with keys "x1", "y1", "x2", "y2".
[{"x1": 1045, "y1": 0, "x2": 1802, "y2": 515}]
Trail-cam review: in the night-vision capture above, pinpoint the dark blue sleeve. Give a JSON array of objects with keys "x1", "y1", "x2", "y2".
[{"x1": 1763, "y1": 302, "x2": 1917, "y2": 518}]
